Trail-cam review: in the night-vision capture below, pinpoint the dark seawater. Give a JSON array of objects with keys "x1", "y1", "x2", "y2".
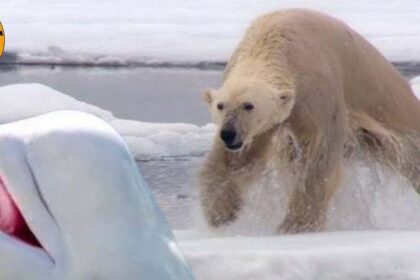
[{"x1": 0, "y1": 65, "x2": 221, "y2": 125}]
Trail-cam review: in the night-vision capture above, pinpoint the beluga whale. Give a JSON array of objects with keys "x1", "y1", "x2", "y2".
[{"x1": 0, "y1": 110, "x2": 195, "y2": 280}]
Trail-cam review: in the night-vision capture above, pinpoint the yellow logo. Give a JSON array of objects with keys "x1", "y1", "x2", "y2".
[{"x1": 0, "y1": 22, "x2": 5, "y2": 57}]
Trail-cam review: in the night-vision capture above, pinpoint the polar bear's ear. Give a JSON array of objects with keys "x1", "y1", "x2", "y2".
[
  {"x1": 278, "y1": 89, "x2": 295, "y2": 104},
  {"x1": 203, "y1": 89, "x2": 216, "y2": 105}
]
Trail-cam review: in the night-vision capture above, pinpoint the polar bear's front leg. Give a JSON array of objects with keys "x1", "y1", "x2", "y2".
[
  {"x1": 199, "y1": 175, "x2": 242, "y2": 228},
  {"x1": 198, "y1": 145, "x2": 243, "y2": 228}
]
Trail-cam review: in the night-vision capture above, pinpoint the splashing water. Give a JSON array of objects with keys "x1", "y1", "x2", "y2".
[{"x1": 194, "y1": 159, "x2": 420, "y2": 236}]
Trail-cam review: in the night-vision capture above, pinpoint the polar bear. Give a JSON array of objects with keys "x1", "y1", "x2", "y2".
[{"x1": 199, "y1": 9, "x2": 420, "y2": 234}]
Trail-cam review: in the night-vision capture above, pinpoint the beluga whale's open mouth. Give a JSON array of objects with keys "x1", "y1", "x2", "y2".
[
  {"x1": 0, "y1": 177, "x2": 41, "y2": 248},
  {"x1": 0, "y1": 110, "x2": 195, "y2": 280}
]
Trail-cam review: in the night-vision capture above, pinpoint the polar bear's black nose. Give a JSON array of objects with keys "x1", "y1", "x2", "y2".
[{"x1": 220, "y1": 129, "x2": 237, "y2": 145}]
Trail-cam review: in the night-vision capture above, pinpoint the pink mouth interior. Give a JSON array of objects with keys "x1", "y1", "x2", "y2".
[{"x1": 0, "y1": 176, "x2": 41, "y2": 248}]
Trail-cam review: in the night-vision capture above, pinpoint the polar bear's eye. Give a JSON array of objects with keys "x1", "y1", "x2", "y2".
[
  {"x1": 217, "y1": 103, "x2": 224, "y2": 110},
  {"x1": 243, "y1": 102, "x2": 254, "y2": 111}
]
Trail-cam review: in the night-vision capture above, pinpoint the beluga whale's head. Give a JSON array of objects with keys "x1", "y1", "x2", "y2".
[{"x1": 0, "y1": 111, "x2": 195, "y2": 280}]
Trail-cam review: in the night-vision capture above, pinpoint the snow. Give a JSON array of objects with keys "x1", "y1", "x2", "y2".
[
  {"x1": 1, "y1": 0, "x2": 420, "y2": 65},
  {"x1": 177, "y1": 231, "x2": 420, "y2": 280},
  {"x1": 0, "y1": 83, "x2": 215, "y2": 159}
]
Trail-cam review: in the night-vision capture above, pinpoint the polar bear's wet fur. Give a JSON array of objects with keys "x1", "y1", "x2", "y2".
[{"x1": 199, "y1": 9, "x2": 420, "y2": 234}]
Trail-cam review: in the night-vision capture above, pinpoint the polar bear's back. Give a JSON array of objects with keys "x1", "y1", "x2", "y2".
[{"x1": 226, "y1": 8, "x2": 420, "y2": 133}]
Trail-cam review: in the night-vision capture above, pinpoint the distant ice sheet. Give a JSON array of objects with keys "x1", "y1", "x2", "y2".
[{"x1": 1, "y1": 0, "x2": 420, "y2": 65}]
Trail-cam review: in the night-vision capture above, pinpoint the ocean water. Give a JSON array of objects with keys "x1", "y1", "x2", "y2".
[{"x1": 0, "y1": 65, "x2": 220, "y2": 125}]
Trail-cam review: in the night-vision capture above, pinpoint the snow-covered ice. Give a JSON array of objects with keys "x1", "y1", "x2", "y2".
[
  {"x1": 177, "y1": 231, "x2": 420, "y2": 280},
  {"x1": 1, "y1": 0, "x2": 420, "y2": 65}
]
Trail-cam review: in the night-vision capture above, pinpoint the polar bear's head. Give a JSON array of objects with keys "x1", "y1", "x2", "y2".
[{"x1": 204, "y1": 81, "x2": 295, "y2": 152}]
